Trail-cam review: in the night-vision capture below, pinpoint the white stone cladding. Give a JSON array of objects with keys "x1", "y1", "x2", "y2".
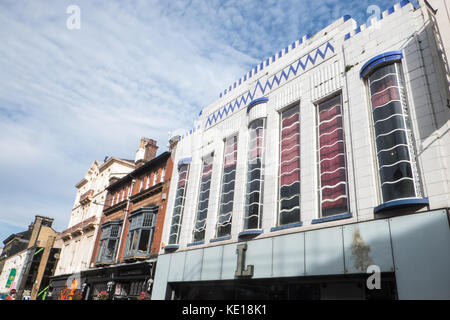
[{"x1": 161, "y1": 0, "x2": 450, "y2": 253}]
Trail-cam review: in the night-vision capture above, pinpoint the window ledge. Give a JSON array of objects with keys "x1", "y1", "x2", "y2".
[
  {"x1": 270, "y1": 222, "x2": 303, "y2": 232},
  {"x1": 164, "y1": 244, "x2": 179, "y2": 251},
  {"x1": 238, "y1": 229, "x2": 263, "y2": 238},
  {"x1": 374, "y1": 198, "x2": 429, "y2": 213},
  {"x1": 210, "y1": 235, "x2": 232, "y2": 243},
  {"x1": 187, "y1": 240, "x2": 205, "y2": 247},
  {"x1": 312, "y1": 212, "x2": 352, "y2": 224}
]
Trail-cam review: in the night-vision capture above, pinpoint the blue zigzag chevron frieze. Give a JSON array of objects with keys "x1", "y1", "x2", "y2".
[{"x1": 205, "y1": 41, "x2": 335, "y2": 129}]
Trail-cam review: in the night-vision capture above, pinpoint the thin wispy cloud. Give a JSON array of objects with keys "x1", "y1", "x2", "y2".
[{"x1": 0, "y1": 0, "x2": 413, "y2": 241}]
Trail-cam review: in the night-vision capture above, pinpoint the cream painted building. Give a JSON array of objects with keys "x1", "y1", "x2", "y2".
[
  {"x1": 53, "y1": 157, "x2": 135, "y2": 281},
  {"x1": 154, "y1": 0, "x2": 450, "y2": 300}
]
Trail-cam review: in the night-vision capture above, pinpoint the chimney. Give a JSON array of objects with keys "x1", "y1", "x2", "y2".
[
  {"x1": 144, "y1": 139, "x2": 158, "y2": 161},
  {"x1": 169, "y1": 135, "x2": 180, "y2": 151},
  {"x1": 134, "y1": 137, "x2": 149, "y2": 164}
]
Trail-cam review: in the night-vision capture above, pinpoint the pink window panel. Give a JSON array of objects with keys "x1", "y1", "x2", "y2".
[{"x1": 318, "y1": 96, "x2": 348, "y2": 216}]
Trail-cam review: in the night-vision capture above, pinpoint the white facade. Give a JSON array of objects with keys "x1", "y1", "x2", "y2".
[
  {"x1": 161, "y1": 0, "x2": 450, "y2": 250},
  {"x1": 0, "y1": 250, "x2": 27, "y2": 295},
  {"x1": 54, "y1": 158, "x2": 135, "y2": 276},
  {"x1": 154, "y1": 0, "x2": 450, "y2": 299}
]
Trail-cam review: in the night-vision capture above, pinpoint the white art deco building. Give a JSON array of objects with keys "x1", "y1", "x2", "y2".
[{"x1": 153, "y1": 0, "x2": 450, "y2": 300}]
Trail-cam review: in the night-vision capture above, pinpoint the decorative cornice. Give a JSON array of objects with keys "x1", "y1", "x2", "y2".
[{"x1": 205, "y1": 41, "x2": 335, "y2": 129}]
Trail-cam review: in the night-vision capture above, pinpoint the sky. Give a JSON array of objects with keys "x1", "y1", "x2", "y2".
[{"x1": 0, "y1": 0, "x2": 419, "y2": 244}]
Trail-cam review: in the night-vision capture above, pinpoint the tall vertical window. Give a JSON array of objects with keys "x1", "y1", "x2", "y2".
[
  {"x1": 367, "y1": 63, "x2": 421, "y2": 203},
  {"x1": 139, "y1": 178, "x2": 144, "y2": 192},
  {"x1": 216, "y1": 135, "x2": 238, "y2": 237},
  {"x1": 160, "y1": 168, "x2": 165, "y2": 182},
  {"x1": 153, "y1": 170, "x2": 159, "y2": 185},
  {"x1": 146, "y1": 174, "x2": 150, "y2": 189},
  {"x1": 168, "y1": 163, "x2": 190, "y2": 244},
  {"x1": 279, "y1": 105, "x2": 301, "y2": 225},
  {"x1": 316, "y1": 94, "x2": 349, "y2": 217},
  {"x1": 193, "y1": 154, "x2": 214, "y2": 242},
  {"x1": 124, "y1": 207, "x2": 158, "y2": 257},
  {"x1": 96, "y1": 222, "x2": 121, "y2": 263},
  {"x1": 244, "y1": 118, "x2": 266, "y2": 230}
]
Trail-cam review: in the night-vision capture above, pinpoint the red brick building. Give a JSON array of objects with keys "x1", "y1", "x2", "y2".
[{"x1": 81, "y1": 137, "x2": 174, "y2": 300}]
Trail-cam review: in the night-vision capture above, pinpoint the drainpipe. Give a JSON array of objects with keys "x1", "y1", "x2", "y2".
[{"x1": 115, "y1": 178, "x2": 136, "y2": 263}]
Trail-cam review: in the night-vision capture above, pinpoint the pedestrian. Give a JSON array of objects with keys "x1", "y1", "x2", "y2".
[{"x1": 6, "y1": 289, "x2": 16, "y2": 300}]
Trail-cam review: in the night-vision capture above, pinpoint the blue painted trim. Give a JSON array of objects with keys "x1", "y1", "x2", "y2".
[
  {"x1": 400, "y1": 0, "x2": 409, "y2": 7},
  {"x1": 246, "y1": 97, "x2": 269, "y2": 113},
  {"x1": 291, "y1": 42, "x2": 296, "y2": 49},
  {"x1": 164, "y1": 244, "x2": 179, "y2": 251},
  {"x1": 278, "y1": 51, "x2": 282, "y2": 58},
  {"x1": 260, "y1": 62, "x2": 263, "y2": 70},
  {"x1": 344, "y1": 33, "x2": 351, "y2": 40},
  {"x1": 266, "y1": 59, "x2": 270, "y2": 66},
  {"x1": 285, "y1": 47, "x2": 289, "y2": 54},
  {"x1": 374, "y1": 198, "x2": 429, "y2": 213},
  {"x1": 355, "y1": 26, "x2": 361, "y2": 34},
  {"x1": 187, "y1": 240, "x2": 205, "y2": 247},
  {"x1": 299, "y1": 38, "x2": 303, "y2": 45},
  {"x1": 312, "y1": 212, "x2": 352, "y2": 224},
  {"x1": 238, "y1": 229, "x2": 263, "y2": 237},
  {"x1": 210, "y1": 235, "x2": 232, "y2": 243},
  {"x1": 388, "y1": 6, "x2": 395, "y2": 14},
  {"x1": 270, "y1": 222, "x2": 303, "y2": 232},
  {"x1": 306, "y1": 33, "x2": 311, "y2": 39},
  {"x1": 219, "y1": 93, "x2": 222, "y2": 98},
  {"x1": 178, "y1": 157, "x2": 192, "y2": 166},
  {"x1": 343, "y1": 15, "x2": 351, "y2": 22},
  {"x1": 233, "y1": 82, "x2": 236, "y2": 88},
  {"x1": 360, "y1": 50, "x2": 403, "y2": 78}
]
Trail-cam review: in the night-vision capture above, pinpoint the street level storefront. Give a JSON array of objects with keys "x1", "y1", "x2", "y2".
[
  {"x1": 153, "y1": 209, "x2": 450, "y2": 300},
  {"x1": 82, "y1": 260, "x2": 155, "y2": 300}
]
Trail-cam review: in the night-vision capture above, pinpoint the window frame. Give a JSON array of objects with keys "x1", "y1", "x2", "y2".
[
  {"x1": 365, "y1": 62, "x2": 422, "y2": 204},
  {"x1": 243, "y1": 118, "x2": 266, "y2": 231},
  {"x1": 124, "y1": 206, "x2": 158, "y2": 258},
  {"x1": 315, "y1": 92, "x2": 350, "y2": 218},
  {"x1": 96, "y1": 222, "x2": 121, "y2": 264},
  {"x1": 192, "y1": 152, "x2": 214, "y2": 242},
  {"x1": 277, "y1": 103, "x2": 301, "y2": 226},
  {"x1": 215, "y1": 134, "x2": 239, "y2": 238},
  {"x1": 168, "y1": 163, "x2": 191, "y2": 245}
]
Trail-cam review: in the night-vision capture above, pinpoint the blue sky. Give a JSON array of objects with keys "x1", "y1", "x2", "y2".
[{"x1": 0, "y1": 0, "x2": 418, "y2": 244}]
